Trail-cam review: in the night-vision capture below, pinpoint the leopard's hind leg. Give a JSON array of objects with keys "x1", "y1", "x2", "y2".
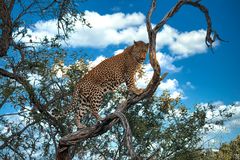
[
  {"x1": 74, "y1": 94, "x2": 91, "y2": 129},
  {"x1": 89, "y1": 88, "x2": 104, "y2": 122},
  {"x1": 71, "y1": 88, "x2": 88, "y2": 129}
]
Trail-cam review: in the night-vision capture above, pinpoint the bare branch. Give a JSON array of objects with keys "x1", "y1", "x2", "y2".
[
  {"x1": 153, "y1": 0, "x2": 185, "y2": 33},
  {"x1": 184, "y1": 1, "x2": 222, "y2": 48},
  {"x1": 0, "y1": 111, "x2": 27, "y2": 118},
  {"x1": 146, "y1": 0, "x2": 155, "y2": 35},
  {"x1": 13, "y1": 2, "x2": 35, "y2": 27},
  {"x1": 113, "y1": 112, "x2": 139, "y2": 159},
  {"x1": 152, "y1": 0, "x2": 221, "y2": 48}
]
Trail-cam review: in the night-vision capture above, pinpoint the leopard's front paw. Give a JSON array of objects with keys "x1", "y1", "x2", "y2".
[{"x1": 133, "y1": 88, "x2": 144, "y2": 95}]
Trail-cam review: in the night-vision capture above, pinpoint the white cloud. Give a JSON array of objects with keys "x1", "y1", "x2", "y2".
[
  {"x1": 183, "y1": 81, "x2": 195, "y2": 89},
  {"x1": 170, "y1": 29, "x2": 207, "y2": 57},
  {"x1": 159, "y1": 79, "x2": 183, "y2": 98},
  {"x1": 88, "y1": 55, "x2": 106, "y2": 69},
  {"x1": 27, "y1": 73, "x2": 42, "y2": 87},
  {"x1": 204, "y1": 102, "x2": 240, "y2": 123},
  {"x1": 114, "y1": 49, "x2": 181, "y2": 73},
  {"x1": 18, "y1": 20, "x2": 57, "y2": 43},
  {"x1": 200, "y1": 101, "x2": 240, "y2": 148},
  {"x1": 20, "y1": 11, "x2": 211, "y2": 58},
  {"x1": 113, "y1": 49, "x2": 124, "y2": 55},
  {"x1": 156, "y1": 25, "x2": 178, "y2": 50},
  {"x1": 84, "y1": 11, "x2": 145, "y2": 29},
  {"x1": 156, "y1": 52, "x2": 182, "y2": 72},
  {"x1": 65, "y1": 11, "x2": 147, "y2": 48},
  {"x1": 156, "y1": 25, "x2": 208, "y2": 58},
  {"x1": 136, "y1": 67, "x2": 183, "y2": 99},
  {"x1": 159, "y1": 79, "x2": 178, "y2": 91}
]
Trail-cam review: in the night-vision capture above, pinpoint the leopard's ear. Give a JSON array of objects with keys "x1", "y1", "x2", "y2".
[{"x1": 134, "y1": 40, "x2": 137, "y2": 45}]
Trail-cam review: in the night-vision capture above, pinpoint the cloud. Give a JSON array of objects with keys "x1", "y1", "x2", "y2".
[
  {"x1": 136, "y1": 66, "x2": 183, "y2": 99},
  {"x1": 137, "y1": 76, "x2": 183, "y2": 99},
  {"x1": 17, "y1": 20, "x2": 57, "y2": 44},
  {"x1": 115, "y1": 50, "x2": 181, "y2": 73},
  {"x1": 156, "y1": 25, "x2": 208, "y2": 58},
  {"x1": 156, "y1": 51, "x2": 182, "y2": 72},
  {"x1": 159, "y1": 79, "x2": 183, "y2": 98},
  {"x1": 65, "y1": 11, "x2": 147, "y2": 48},
  {"x1": 20, "y1": 11, "x2": 211, "y2": 59},
  {"x1": 88, "y1": 55, "x2": 106, "y2": 69},
  {"x1": 27, "y1": 73, "x2": 42, "y2": 87},
  {"x1": 113, "y1": 49, "x2": 124, "y2": 55},
  {"x1": 199, "y1": 101, "x2": 240, "y2": 148},
  {"x1": 183, "y1": 81, "x2": 195, "y2": 90},
  {"x1": 142, "y1": 53, "x2": 179, "y2": 75},
  {"x1": 170, "y1": 29, "x2": 207, "y2": 58},
  {"x1": 204, "y1": 102, "x2": 240, "y2": 124}
]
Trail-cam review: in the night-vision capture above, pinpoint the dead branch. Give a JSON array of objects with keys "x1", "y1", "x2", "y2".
[
  {"x1": 56, "y1": 0, "x2": 219, "y2": 159},
  {"x1": 113, "y1": 112, "x2": 138, "y2": 159},
  {"x1": 151, "y1": 0, "x2": 222, "y2": 48}
]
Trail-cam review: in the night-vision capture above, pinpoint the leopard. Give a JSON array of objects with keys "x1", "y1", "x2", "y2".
[{"x1": 53, "y1": 41, "x2": 149, "y2": 129}]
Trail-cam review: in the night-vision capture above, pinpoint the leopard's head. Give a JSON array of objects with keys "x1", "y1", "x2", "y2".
[{"x1": 131, "y1": 41, "x2": 149, "y2": 63}]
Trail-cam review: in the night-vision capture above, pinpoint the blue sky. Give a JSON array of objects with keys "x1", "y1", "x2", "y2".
[{"x1": 2, "y1": 0, "x2": 240, "y2": 148}]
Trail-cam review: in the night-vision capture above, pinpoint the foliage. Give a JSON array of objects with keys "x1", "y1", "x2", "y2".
[
  {"x1": 126, "y1": 91, "x2": 206, "y2": 159},
  {"x1": 201, "y1": 135, "x2": 240, "y2": 160}
]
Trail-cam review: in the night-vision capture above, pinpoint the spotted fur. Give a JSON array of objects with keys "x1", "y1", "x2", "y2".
[{"x1": 54, "y1": 41, "x2": 149, "y2": 129}]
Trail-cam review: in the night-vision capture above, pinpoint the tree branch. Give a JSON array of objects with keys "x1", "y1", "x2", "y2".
[
  {"x1": 153, "y1": 0, "x2": 221, "y2": 48},
  {"x1": 0, "y1": 111, "x2": 27, "y2": 118},
  {"x1": 0, "y1": 0, "x2": 13, "y2": 57},
  {"x1": 113, "y1": 112, "x2": 138, "y2": 159},
  {"x1": 0, "y1": 68, "x2": 67, "y2": 134}
]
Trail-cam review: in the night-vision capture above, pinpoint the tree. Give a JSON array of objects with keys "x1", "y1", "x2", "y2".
[
  {"x1": 0, "y1": 0, "x2": 221, "y2": 159},
  {"x1": 217, "y1": 135, "x2": 240, "y2": 160},
  {"x1": 0, "y1": 0, "x2": 89, "y2": 159},
  {"x1": 202, "y1": 135, "x2": 240, "y2": 160}
]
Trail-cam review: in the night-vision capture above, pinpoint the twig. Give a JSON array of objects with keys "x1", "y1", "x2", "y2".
[{"x1": 0, "y1": 111, "x2": 28, "y2": 118}]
